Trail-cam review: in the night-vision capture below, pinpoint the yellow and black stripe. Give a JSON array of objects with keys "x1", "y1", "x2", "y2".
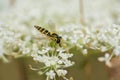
[
  {"x1": 34, "y1": 25, "x2": 62, "y2": 46},
  {"x1": 34, "y1": 25, "x2": 51, "y2": 36}
]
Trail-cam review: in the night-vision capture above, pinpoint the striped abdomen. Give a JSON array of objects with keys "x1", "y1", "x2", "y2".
[{"x1": 34, "y1": 25, "x2": 51, "y2": 36}]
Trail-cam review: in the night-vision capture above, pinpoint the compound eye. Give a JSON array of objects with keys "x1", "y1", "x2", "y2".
[
  {"x1": 59, "y1": 36, "x2": 62, "y2": 38},
  {"x1": 56, "y1": 39, "x2": 60, "y2": 43}
]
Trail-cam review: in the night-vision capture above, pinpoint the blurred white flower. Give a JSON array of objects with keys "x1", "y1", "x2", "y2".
[
  {"x1": 56, "y1": 69, "x2": 67, "y2": 77},
  {"x1": 59, "y1": 52, "x2": 73, "y2": 59},
  {"x1": 22, "y1": 48, "x2": 30, "y2": 54},
  {"x1": 100, "y1": 46, "x2": 107, "y2": 52},
  {"x1": 98, "y1": 53, "x2": 112, "y2": 67},
  {"x1": 46, "y1": 70, "x2": 56, "y2": 80},
  {"x1": 0, "y1": 44, "x2": 4, "y2": 57},
  {"x1": 82, "y1": 49, "x2": 88, "y2": 55},
  {"x1": 113, "y1": 46, "x2": 120, "y2": 56},
  {"x1": 98, "y1": 53, "x2": 110, "y2": 62}
]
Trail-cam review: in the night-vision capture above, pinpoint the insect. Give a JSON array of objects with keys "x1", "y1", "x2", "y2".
[{"x1": 34, "y1": 25, "x2": 62, "y2": 46}]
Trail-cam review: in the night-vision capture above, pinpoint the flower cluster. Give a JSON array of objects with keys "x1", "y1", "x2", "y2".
[
  {"x1": 0, "y1": 23, "x2": 33, "y2": 59},
  {"x1": 31, "y1": 47, "x2": 74, "y2": 80},
  {"x1": 58, "y1": 23, "x2": 120, "y2": 65},
  {"x1": 96, "y1": 24, "x2": 120, "y2": 65}
]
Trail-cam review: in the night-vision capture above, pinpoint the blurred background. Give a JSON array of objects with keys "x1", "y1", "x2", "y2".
[{"x1": 0, "y1": 0, "x2": 120, "y2": 80}]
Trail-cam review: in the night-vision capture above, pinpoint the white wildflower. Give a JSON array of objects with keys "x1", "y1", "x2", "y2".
[
  {"x1": 56, "y1": 69, "x2": 67, "y2": 76},
  {"x1": 46, "y1": 70, "x2": 56, "y2": 80},
  {"x1": 31, "y1": 47, "x2": 74, "y2": 80},
  {"x1": 100, "y1": 46, "x2": 107, "y2": 52},
  {"x1": 59, "y1": 53, "x2": 73, "y2": 59},
  {"x1": 22, "y1": 48, "x2": 30, "y2": 54},
  {"x1": 76, "y1": 44, "x2": 83, "y2": 48},
  {"x1": 82, "y1": 49, "x2": 88, "y2": 55},
  {"x1": 63, "y1": 60, "x2": 75, "y2": 67},
  {"x1": 98, "y1": 53, "x2": 110, "y2": 62},
  {"x1": 113, "y1": 46, "x2": 120, "y2": 56},
  {"x1": 44, "y1": 57, "x2": 59, "y2": 67},
  {"x1": 98, "y1": 53, "x2": 112, "y2": 66},
  {"x1": 0, "y1": 45, "x2": 4, "y2": 57}
]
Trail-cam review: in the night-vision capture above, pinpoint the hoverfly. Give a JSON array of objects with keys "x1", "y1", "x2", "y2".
[{"x1": 34, "y1": 25, "x2": 62, "y2": 46}]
